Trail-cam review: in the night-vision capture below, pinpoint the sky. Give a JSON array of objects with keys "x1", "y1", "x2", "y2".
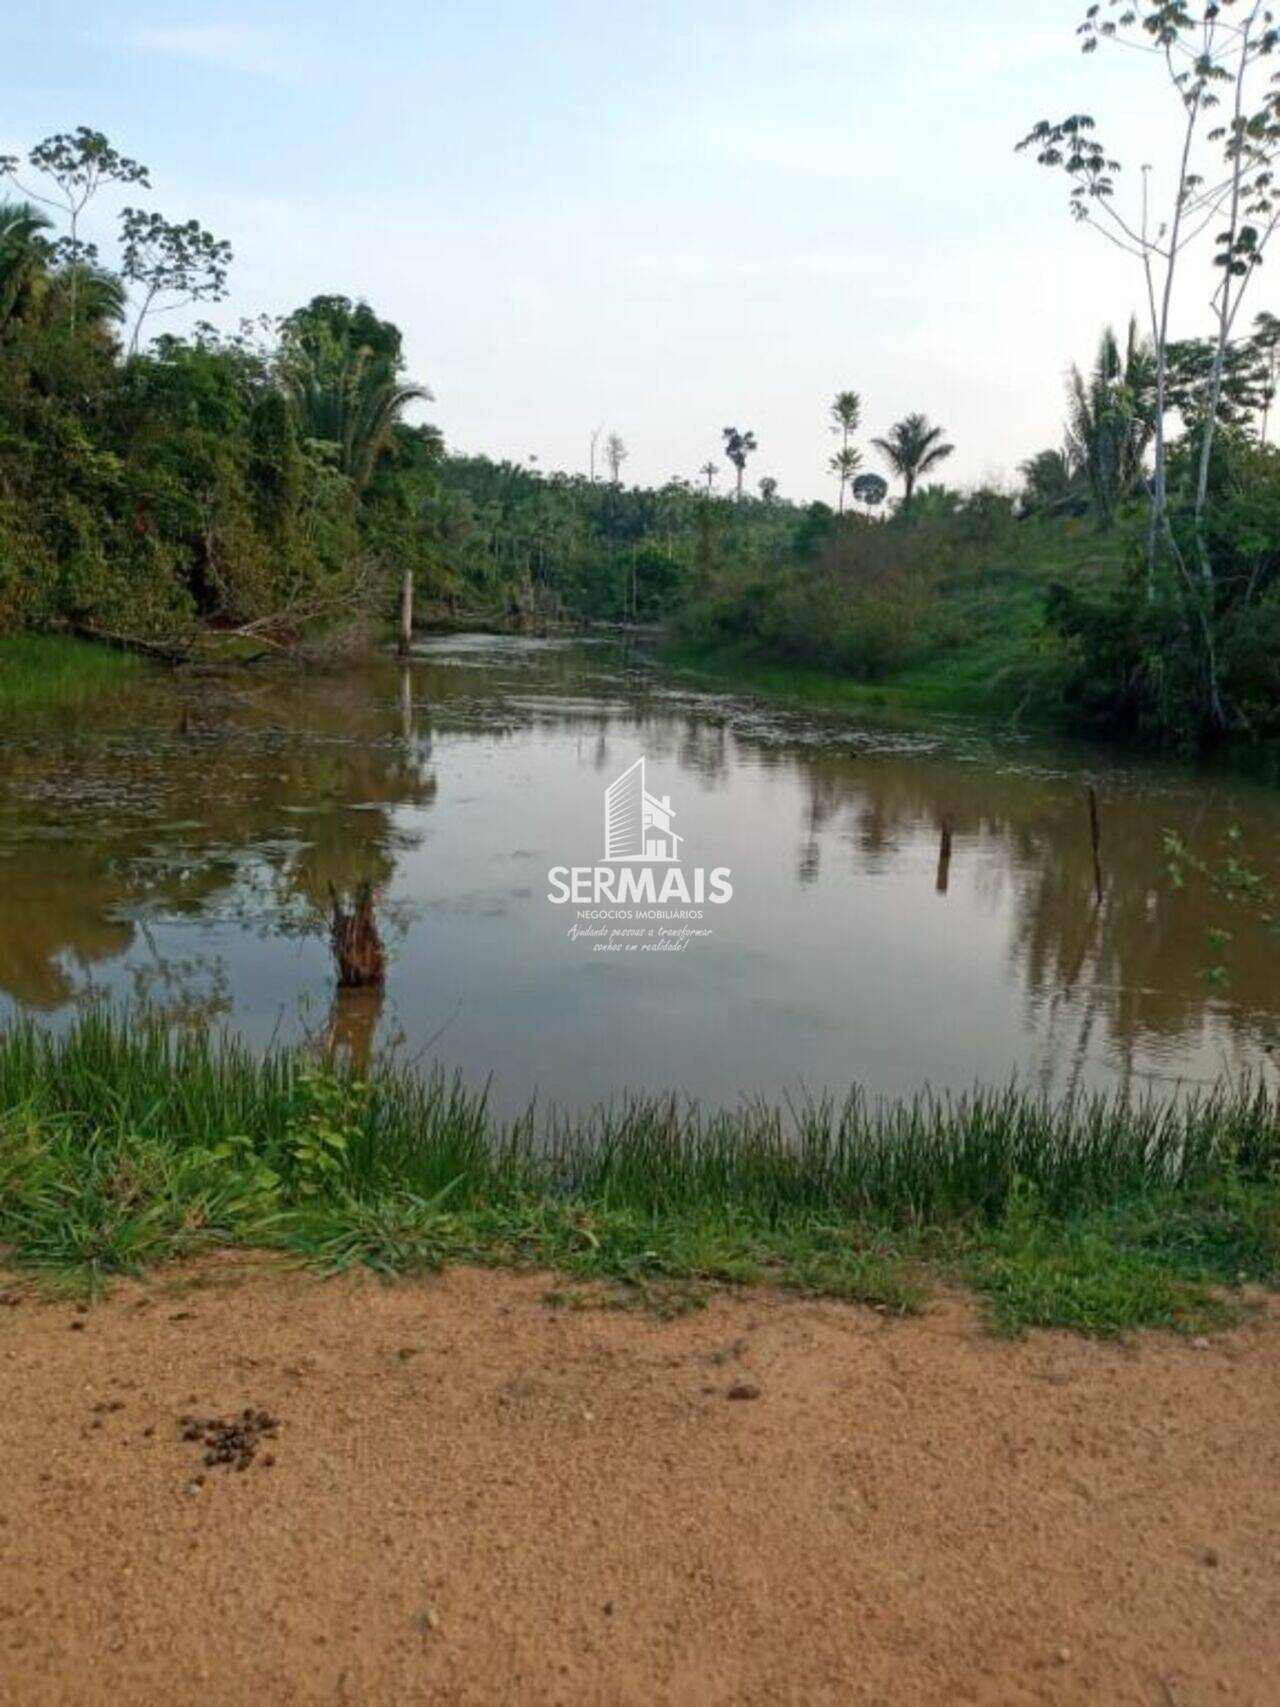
[{"x1": 3, "y1": 1, "x2": 1236, "y2": 499}]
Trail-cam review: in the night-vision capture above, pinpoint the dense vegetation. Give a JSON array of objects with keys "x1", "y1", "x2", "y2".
[
  {"x1": 0, "y1": 127, "x2": 800, "y2": 649},
  {"x1": 2, "y1": 1014, "x2": 1278, "y2": 1333},
  {"x1": 4, "y1": 53, "x2": 1280, "y2": 758},
  {"x1": 0, "y1": 132, "x2": 440, "y2": 650}
]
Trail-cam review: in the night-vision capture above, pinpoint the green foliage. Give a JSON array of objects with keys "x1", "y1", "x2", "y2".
[
  {"x1": 673, "y1": 487, "x2": 1037, "y2": 699},
  {"x1": 279, "y1": 1071, "x2": 369, "y2": 1196},
  {"x1": 1066, "y1": 319, "x2": 1154, "y2": 526},
  {"x1": 282, "y1": 295, "x2": 430, "y2": 497},
  {"x1": 871, "y1": 413, "x2": 954, "y2": 511},
  {"x1": 1044, "y1": 433, "x2": 1280, "y2": 748},
  {"x1": 0, "y1": 151, "x2": 417, "y2": 642},
  {"x1": 1, "y1": 1013, "x2": 1277, "y2": 1332},
  {"x1": 119, "y1": 209, "x2": 231, "y2": 353},
  {"x1": 421, "y1": 454, "x2": 800, "y2": 624},
  {"x1": 970, "y1": 1179, "x2": 1228, "y2": 1337}
]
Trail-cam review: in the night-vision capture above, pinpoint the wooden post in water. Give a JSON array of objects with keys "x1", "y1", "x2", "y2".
[
  {"x1": 398, "y1": 567, "x2": 414, "y2": 658},
  {"x1": 935, "y1": 815, "x2": 954, "y2": 896},
  {"x1": 1088, "y1": 786, "x2": 1104, "y2": 906}
]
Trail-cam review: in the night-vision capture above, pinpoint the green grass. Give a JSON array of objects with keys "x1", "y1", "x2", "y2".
[
  {"x1": 0, "y1": 633, "x2": 141, "y2": 715},
  {"x1": 1, "y1": 1013, "x2": 1277, "y2": 1334},
  {"x1": 660, "y1": 639, "x2": 995, "y2": 719}
]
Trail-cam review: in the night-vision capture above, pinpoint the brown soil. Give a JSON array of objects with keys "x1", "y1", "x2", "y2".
[{"x1": 1, "y1": 1262, "x2": 1278, "y2": 1706}]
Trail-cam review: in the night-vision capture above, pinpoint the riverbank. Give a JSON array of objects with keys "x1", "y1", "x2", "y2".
[
  {"x1": 0, "y1": 633, "x2": 140, "y2": 715},
  {"x1": 660, "y1": 637, "x2": 1022, "y2": 720},
  {"x1": 1, "y1": 1259, "x2": 1277, "y2": 1706},
  {"x1": 3, "y1": 1017, "x2": 1277, "y2": 1336}
]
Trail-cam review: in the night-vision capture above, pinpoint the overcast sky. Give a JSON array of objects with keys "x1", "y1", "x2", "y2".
[{"x1": 5, "y1": 2, "x2": 1240, "y2": 498}]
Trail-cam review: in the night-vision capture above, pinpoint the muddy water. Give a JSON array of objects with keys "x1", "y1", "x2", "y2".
[{"x1": 1, "y1": 636, "x2": 1277, "y2": 1115}]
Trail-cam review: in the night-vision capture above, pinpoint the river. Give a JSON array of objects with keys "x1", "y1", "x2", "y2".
[{"x1": 1, "y1": 634, "x2": 1275, "y2": 1116}]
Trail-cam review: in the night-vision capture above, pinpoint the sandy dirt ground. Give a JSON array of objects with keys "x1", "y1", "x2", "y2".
[{"x1": 0, "y1": 1260, "x2": 1277, "y2": 1707}]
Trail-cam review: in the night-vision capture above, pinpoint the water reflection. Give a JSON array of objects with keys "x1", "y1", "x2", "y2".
[{"x1": 0, "y1": 636, "x2": 1276, "y2": 1113}]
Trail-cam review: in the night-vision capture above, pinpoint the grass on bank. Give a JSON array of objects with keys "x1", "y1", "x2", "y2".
[
  {"x1": 663, "y1": 514, "x2": 1128, "y2": 723},
  {"x1": 1, "y1": 1015, "x2": 1277, "y2": 1335},
  {"x1": 659, "y1": 639, "x2": 995, "y2": 720},
  {"x1": 0, "y1": 633, "x2": 140, "y2": 715}
]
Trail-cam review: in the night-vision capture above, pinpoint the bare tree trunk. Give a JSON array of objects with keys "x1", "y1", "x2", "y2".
[
  {"x1": 1143, "y1": 64, "x2": 1206, "y2": 591},
  {"x1": 397, "y1": 567, "x2": 414, "y2": 657},
  {"x1": 1194, "y1": 18, "x2": 1255, "y2": 594}
]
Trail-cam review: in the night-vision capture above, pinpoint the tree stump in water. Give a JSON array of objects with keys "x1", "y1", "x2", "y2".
[{"x1": 328, "y1": 882, "x2": 386, "y2": 988}]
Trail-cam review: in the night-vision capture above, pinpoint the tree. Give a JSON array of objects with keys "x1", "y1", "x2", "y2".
[
  {"x1": 851, "y1": 472, "x2": 889, "y2": 511},
  {"x1": 872, "y1": 414, "x2": 954, "y2": 512},
  {"x1": 49, "y1": 259, "x2": 126, "y2": 330},
  {"x1": 828, "y1": 446, "x2": 862, "y2": 511},
  {"x1": 722, "y1": 426, "x2": 757, "y2": 500},
  {"x1": 1019, "y1": 1, "x2": 1280, "y2": 727},
  {"x1": 1065, "y1": 320, "x2": 1155, "y2": 525},
  {"x1": 1, "y1": 128, "x2": 149, "y2": 331},
  {"x1": 700, "y1": 460, "x2": 719, "y2": 493},
  {"x1": 0, "y1": 202, "x2": 51, "y2": 330},
  {"x1": 1018, "y1": 447, "x2": 1082, "y2": 514},
  {"x1": 1164, "y1": 333, "x2": 1272, "y2": 430},
  {"x1": 604, "y1": 432, "x2": 628, "y2": 484},
  {"x1": 283, "y1": 295, "x2": 431, "y2": 497},
  {"x1": 829, "y1": 390, "x2": 861, "y2": 512},
  {"x1": 758, "y1": 475, "x2": 779, "y2": 504},
  {"x1": 120, "y1": 209, "x2": 232, "y2": 354}
]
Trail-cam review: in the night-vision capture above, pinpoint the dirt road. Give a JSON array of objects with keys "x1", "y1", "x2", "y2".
[{"x1": 1, "y1": 1261, "x2": 1277, "y2": 1705}]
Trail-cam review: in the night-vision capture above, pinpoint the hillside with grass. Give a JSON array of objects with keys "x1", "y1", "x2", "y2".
[{"x1": 666, "y1": 501, "x2": 1133, "y2": 720}]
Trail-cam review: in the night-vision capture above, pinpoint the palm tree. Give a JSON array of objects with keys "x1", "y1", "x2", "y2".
[
  {"x1": 700, "y1": 461, "x2": 719, "y2": 494},
  {"x1": 829, "y1": 390, "x2": 861, "y2": 512},
  {"x1": 0, "y1": 201, "x2": 51, "y2": 329},
  {"x1": 1065, "y1": 320, "x2": 1154, "y2": 527},
  {"x1": 49, "y1": 259, "x2": 126, "y2": 330},
  {"x1": 828, "y1": 446, "x2": 861, "y2": 511},
  {"x1": 872, "y1": 414, "x2": 955, "y2": 513},
  {"x1": 1018, "y1": 446, "x2": 1082, "y2": 515},
  {"x1": 722, "y1": 427, "x2": 757, "y2": 500},
  {"x1": 284, "y1": 305, "x2": 431, "y2": 498}
]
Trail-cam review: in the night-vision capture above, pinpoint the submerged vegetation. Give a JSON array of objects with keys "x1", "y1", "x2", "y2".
[{"x1": 1, "y1": 1015, "x2": 1277, "y2": 1335}]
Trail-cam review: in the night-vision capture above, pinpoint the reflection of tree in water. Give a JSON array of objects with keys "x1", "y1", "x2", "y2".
[
  {"x1": 3, "y1": 639, "x2": 1278, "y2": 1089},
  {"x1": 405, "y1": 654, "x2": 1280, "y2": 1074},
  {"x1": 777, "y1": 747, "x2": 1279, "y2": 1073},
  {"x1": 118, "y1": 923, "x2": 233, "y2": 1028},
  {"x1": 0, "y1": 871, "x2": 134, "y2": 1007},
  {"x1": 321, "y1": 985, "x2": 385, "y2": 1078},
  {"x1": 0, "y1": 666, "x2": 438, "y2": 1010}
]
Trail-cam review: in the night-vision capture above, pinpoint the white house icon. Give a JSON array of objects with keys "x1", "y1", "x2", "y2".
[{"x1": 603, "y1": 757, "x2": 683, "y2": 863}]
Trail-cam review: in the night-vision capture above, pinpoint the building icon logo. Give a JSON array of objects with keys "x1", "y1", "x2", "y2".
[{"x1": 603, "y1": 757, "x2": 683, "y2": 863}]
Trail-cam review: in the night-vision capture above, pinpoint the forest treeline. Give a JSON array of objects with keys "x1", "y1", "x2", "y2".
[
  {"x1": 4, "y1": 84, "x2": 1280, "y2": 754},
  {"x1": 0, "y1": 127, "x2": 805, "y2": 648}
]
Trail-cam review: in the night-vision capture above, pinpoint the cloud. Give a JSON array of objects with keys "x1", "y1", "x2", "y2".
[{"x1": 127, "y1": 23, "x2": 292, "y2": 78}]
